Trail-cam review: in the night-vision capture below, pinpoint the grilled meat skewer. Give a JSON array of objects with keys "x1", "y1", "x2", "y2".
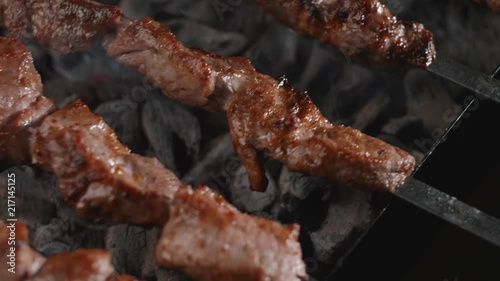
[
  {"x1": 256, "y1": 0, "x2": 436, "y2": 68},
  {"x1": 0, "y1": 37, "x2": 307, "y2": 281},
  {"x1": 0, "y1": 221, "x2": 141, "y2": 281},
  {"x1": 0, "y1": 0, "x2": 416, "y2": 192}
]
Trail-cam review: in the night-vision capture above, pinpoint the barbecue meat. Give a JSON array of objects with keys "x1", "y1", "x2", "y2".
[
  {"x1": 0, "y1": 222, "x2": 45, "y2": 281},
  {"x1": 106, "y1": 18, "x2": 416, "y2": 192},
  {"x1": 0, "y1": 37, "x2": 55, "y2": 169},
  {"x1": 228, "y1": 78, "x2": 416, "y2": 192},
  {"x1": 105, "y1": 18, "x2": 254, "y2": 111},
  {"x1": 30, "y1": 100, "x2": 183, "y2": 226},
  {"x1": 156, "y1": 186, "x2": 307, "y2": 281},
  {"x1": 0, "y1": 0, "x2": 122, "y2": 53},
  {"x1": 256, "y1": 0, "x2": 436, "y2": 68},
  {"x1": 25, "y1": 249, "x2": 114, "y2": 281}
]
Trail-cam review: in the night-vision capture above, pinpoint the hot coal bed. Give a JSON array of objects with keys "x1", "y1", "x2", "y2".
[{"x1": 1, "y1": 0, "x2": 500, "y2": 280}]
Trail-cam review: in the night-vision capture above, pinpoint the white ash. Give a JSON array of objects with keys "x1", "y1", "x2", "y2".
[{"x1": 309, "y1": 189, "x2": 373, "y2": 262}]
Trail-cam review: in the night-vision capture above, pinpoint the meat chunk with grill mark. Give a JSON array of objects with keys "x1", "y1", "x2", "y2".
[
  {"x1": 25, "y1": 249, "x2": 114, "y2": 281},
  {"x1": 0, "y1": 37, "x2": 55, "y2": 169},
  {"x1": 227, "y1": 77, "x2": 416, "y2": 192},
  {"x1": 156, "y1": 186, "x2": 307, "y2": 281},
  {"x1": 30, "y1": 100, "x2": 183, "y2": 226},
  {"x1": 0, "y1": 0, "x2": 122, "y2": 53},
  {"x1": 106, "y1": 19, "x2": 416, "y2": 192},
  {"x1": 256, "y1": 0, "x2": 436, "y2": 68}
]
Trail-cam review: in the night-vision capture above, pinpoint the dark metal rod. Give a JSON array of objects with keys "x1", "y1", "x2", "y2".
[
  {"x1": 394, "y1": 179, "x2": 500, "y2": 248},
  {"x1": 428, "y1": 56, "x2": 500, "y2": 103}
]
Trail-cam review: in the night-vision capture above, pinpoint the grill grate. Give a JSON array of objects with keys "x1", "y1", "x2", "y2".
[{"x1": 394, "y1": 60, "x2": 500, "y2": 248}]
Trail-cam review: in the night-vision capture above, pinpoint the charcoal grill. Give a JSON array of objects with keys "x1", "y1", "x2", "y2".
[{"x1": 0, "y1": 0, "x2": 499, "y2": 281}]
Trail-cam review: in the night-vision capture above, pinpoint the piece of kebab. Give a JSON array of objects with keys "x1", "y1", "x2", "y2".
[
  {"x1": 0, "y1": 0, "x2": 416, "y2": 192},
  {"x1": 0, "y1": 221, "x2": 141, "y2": 281},
  {"x1": 0, "y1": 37, "x2": 307, "y2": 281},
  {"x1": 255, "y1": 0, "x2": 436, "y2": 68}
]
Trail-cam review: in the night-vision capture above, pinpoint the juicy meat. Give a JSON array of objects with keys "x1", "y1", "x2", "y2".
[
  {"x1": 30, "y1": 100, "x2": 183, "y2": 226},
  {"x1": 0, "y1": 222, "x2": 45, "y2": 281},
  {"x1": 0, "y1": 37, "x2": 55, "y2": 169},
  {"x1": 107, "y1": 19, "x2": 415, "y2": 192},
  {"x1": 256, "y1": 0, "x2": 436, "y2": 68},
  {"x1": 25, "y1": 249, "x2": 114, "y2": 281},
  {"x1": 105, "y1": 18, "x2": 254, "y2": 111},
  {"x1": 476, "y1": 0, "x2": 500, "y2": 11},
  {"x1": 0, "y1": 1, "x2": 415, "y2": 192},
  {"x1": 0, "y1": 0, "x2": 122, "y2": 53},
  {"x1": 156, "y1": 186, "x2": 307, "y2": 281},
  {"x1": 228, "y1": 77, "x2": 416, "y2": 192}
]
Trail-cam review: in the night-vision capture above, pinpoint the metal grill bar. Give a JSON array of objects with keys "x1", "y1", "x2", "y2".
[
  {"x1": 391, "y1": 58, "x2": 500, "y2": 248},
  {"x1": 394, "y1": 179, "x2": 500, "y2": 248},
  {"x1": 428, "y1": 57, "x2": 500, "y2": 102}
]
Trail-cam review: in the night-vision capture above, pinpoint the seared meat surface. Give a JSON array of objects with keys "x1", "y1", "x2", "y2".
[
  {"x1": 228, "y1": 78, "x2": 415, "y2": 192},
  {"x1": 30, "y1": 101, "x2": 308, "y2": 281},
  {"x1": 0, "y1": 0, "x2": 122, "y2": 53},
  {"x1": 0, "y1": 1, "x2": 416, "y2": 192},
  {"x1": 25, "y1": 249, "x2": 114, "y2": 281},
  {"x1": 0, "y1": 222, "x2": 45, "y2": 281},
  {"x1": 105, "y1": 18, "x2": 254, "y2": 111},
  {"x1": 157, "y1": 186, "x2": 307, "y2": 281},
  {"x1": 30, "y1": 100, "x2": 183, "y2": 226},
  {"x1": 1, "y1": 221, "x2": 142, "y2": 281},
  {"x1": 256, "y1": 0, "x2": 436, "y2": 68},
  {"x1": 0, "y1": 37, "x2": 308, "y2": 281},
  {"x1": 0, "y1": 37, "x2": 55, "y2": 169},
  {"x1": 106, "y1": 19, "x2": 416, "y2": 192}
]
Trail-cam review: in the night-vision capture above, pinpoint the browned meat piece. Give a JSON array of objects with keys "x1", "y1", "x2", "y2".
[
  {"x1": 228, "y1": 77, "x2": 415, "y2": 192},
  {"x1": 106, "y1": 19, "x2": 415, "y2": 192},
  {"x1": 475, "y1": 0, "x2": 500, "y2": 11},
  {"x1": 30, "y1": 100, "x2": 183, "y2": 226},
  {"x1": 25, "y1": 249, "x2": 114, "y2": 281},
  {"x1": 0, "y1": 222, "x2": 45, "y2": 281},
  {"x1": 0, "y1": 37, "x2": 55, "y2": 169},
  {"x1": 105, "y1": 18, "x2": 254, "y2": 111},
  {"x1": 256, "y1": 0, "x2": 436, "y2": 68},
  {"x1": 156, "y1": 186, "x2": 307, "y2": 281},
  {"x1": 0, "y1": 0, "x2": 122, "y2": 53},
  {"x1": 0, "y1": 2, "x2": 414, "y2": 192}
]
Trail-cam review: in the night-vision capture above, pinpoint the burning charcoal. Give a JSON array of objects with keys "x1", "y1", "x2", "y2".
[
  {"x1": 95, "y1": 99, "x2": 146, "y2": 153},
  {"x1": 225, "y1": 164, "x2": 279, "y2": 214},
  {"x1": 142, "y1": 93, "x2": 201, "y2": 175},
  {"x1": 245, "y1": 23, "x2": 300, "y2": 77},
  {"x1": 309, "y1": 189, "x2": 373, "y2": 262},
  {"x1": 272, "y1": 168, "x2": 331, "y2": 231},
  {"x1": 106, "y1": 225, "x2": 147, "y2": 277},
  {"x1": 164, "y1": 19, "x2": 248, "y2": 56},
  {"x1": 0, "y1": 167, "x2": 59, "y2": 224},
  {"x1": 279, "y1": 168, "x2": 331, "y2": 200},
  {"x1": 350, "y1": 90, "x2": 390, "y2": 131},
  {"x1": 140, "y1": 227, "x2": 191, "y2": 281},
  {"x1": 295, "y1": 42, "x2": 344, "y2": 91},
  {"x1": 403, "y1": 69, "x2": 459, "y2": 134},
  {"x1": 39, "y1": 242, "x2": 70, "y2": 256},
  {"x1": 182, "y1": 133, "x2": 235, "y2": 188}
]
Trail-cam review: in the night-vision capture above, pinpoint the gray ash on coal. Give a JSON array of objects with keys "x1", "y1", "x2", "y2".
[{"x1": 1, "y1": 0, "x2": 499, "y2": 280}]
